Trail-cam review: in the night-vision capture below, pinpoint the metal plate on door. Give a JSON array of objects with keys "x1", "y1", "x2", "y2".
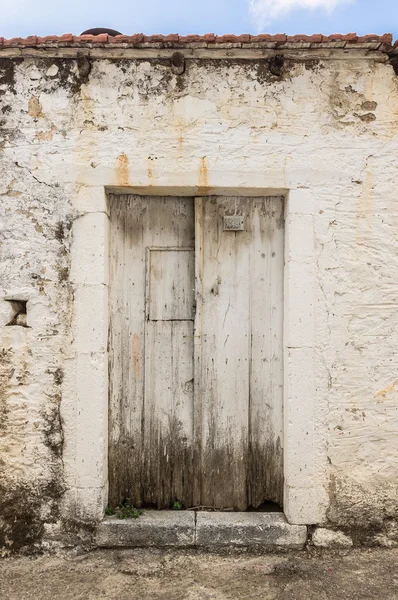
[{"x1": 223, "y1": 215, "x2": 245, "y2": 231}]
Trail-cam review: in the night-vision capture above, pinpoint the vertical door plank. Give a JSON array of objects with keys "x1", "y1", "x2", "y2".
[
  {"x1": 195, "y1": 197, "x2": 251, "y2": 510},
  {"x1": 248, "y1": 197, "x2": 284, "y2": 506},
  {"x1": 193, "y1": 198, "x2": 204, "y2": 507},
  {"x1": 144, "y1": 320, "x2": 194, "y2": 507},
  {"x1": 108, "y1": 195, "x2": 147, "y2": 507}
]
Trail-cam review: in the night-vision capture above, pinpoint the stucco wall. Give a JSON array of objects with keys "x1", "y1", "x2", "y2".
[{"x1": 0, "y1": 46, "x2": 397, "y2": 550}]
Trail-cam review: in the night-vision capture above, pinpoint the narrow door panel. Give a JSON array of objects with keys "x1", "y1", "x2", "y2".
[
  {"x1": 144, "y1": 247, "x2": 195, "y2": 506},
  {"x1": 247, "y1": 198, "x2": 284, "y2": 506},
  {"x1": 147, "y1": 249, "x2": 195, "y2": 321},
  {"x1": 194, "y1": 196, "x2": 284, "y2": 509},
  {"x1": 194, "y1": 197, "x2": 250, "y2": 509},
  {"x1": 109, "y1": 195, "x2": 194, "y2": 507},
  {"x1": 143, "y1": 320, "x2": 194, "y2": 506}
]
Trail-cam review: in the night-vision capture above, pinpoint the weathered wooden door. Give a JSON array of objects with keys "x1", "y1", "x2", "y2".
[
  {"x1": 193, "y1": 197, "x2": 284, "y2": 510},
  {"x1": 108, "y1": 195, "x2": 195, "y2": 508},
  {"x1": 109, "y1": 195, "x2": 284, "y2": 510}
]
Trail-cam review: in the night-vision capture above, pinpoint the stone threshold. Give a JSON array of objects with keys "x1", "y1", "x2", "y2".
[{"x1": 96, "y1": 511, "x2": 307, "y2": 549}]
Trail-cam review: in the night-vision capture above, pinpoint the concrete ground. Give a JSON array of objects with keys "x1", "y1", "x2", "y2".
[{"x1": 0, "y1": 548, "x2": 397, "y2": 599}]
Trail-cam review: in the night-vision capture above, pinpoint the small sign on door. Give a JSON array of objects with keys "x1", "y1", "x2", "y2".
[{"x1": 223, "y1": 215, "x2": 245, "y2": 231}]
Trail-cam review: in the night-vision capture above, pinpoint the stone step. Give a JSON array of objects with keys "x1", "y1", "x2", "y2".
[
  {"x1": 96, "y1": 512, "x2": 307, "y2": 549},
  {"x1": 196, "y1": 512, "x2": 306, "y2": 548}
]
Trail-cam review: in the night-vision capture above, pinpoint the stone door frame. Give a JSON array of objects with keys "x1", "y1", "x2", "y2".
[{"x1": 62, "y1": 184, "x2": 327, "y2": 526}]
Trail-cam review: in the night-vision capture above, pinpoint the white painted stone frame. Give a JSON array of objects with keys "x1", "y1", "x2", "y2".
[
  {"x1": 283, "y1": 189, "x2": 328, "y2": 524},
  {"x1": 62, "y1": 185, "x2": 327, "y2": 526}
]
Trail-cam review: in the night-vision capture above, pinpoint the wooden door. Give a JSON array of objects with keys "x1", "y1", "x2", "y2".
[
  {"x1": 194, "y1": 197, "x2": 284, "y2": 510},
  {"x1": 108, "y1": 194, "x2": 284, "y2": 510},
  {"x1": 108, "y1": 195, "x2": 195, "y2": 508}
]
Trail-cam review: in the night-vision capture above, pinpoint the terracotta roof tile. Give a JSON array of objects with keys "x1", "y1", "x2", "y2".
[
  {"x1": 180, "y1": 35, "x2": 202, "y2": 42},
  {"x1": 128, "y1": 34, "x2": 145, "y2": 43},
  {"x1": 4, "y1": 35, "x2": 38, "y2": 46},
  {"x1": 0, "y1": 32, "x2": 393, "y2": 50},
  {"x1": 91, "y1": 33, "x2": 108, "y2": 43},
  {"x1": 287, "y1": 34, "x2": 323, "y2": 43},
  {"x1": 324, "y1": 33, "x2": 358, "y2": 42},
  {"x1": 144, "y1": 34, "x2": 166, "y2": 42},
  {"x1": 251, "y1": 34, "x2": 287, "y2": 42},
  {"x1": 215, "y1": 34, "x2": 242, "y2": 43},
  {"x1": 164, "y1": 34, "x2": 180, "y2": 42}
]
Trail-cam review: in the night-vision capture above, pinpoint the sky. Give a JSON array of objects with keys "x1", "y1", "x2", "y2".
[{"x1": 0, "y1": 0, "x2": 396, "y2": 41}]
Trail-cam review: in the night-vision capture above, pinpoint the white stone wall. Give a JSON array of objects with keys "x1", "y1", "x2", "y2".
[{"x1": 0, "y1": 48, "x2": 397, "y2": 548}]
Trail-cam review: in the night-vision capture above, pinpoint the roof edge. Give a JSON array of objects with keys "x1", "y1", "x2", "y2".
[{"x1": 0, "y1": 32, "x2": 394, "y2": 52}]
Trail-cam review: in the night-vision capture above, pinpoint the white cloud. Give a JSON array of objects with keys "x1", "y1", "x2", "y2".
[{"x1": 249, "y1": 0, "x2": 352, "y2": 28}]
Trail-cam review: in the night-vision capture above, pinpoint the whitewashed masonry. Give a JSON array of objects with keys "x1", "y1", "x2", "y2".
[{"x1": 0, "y1": 34, "x2": 397, "y2": 550}]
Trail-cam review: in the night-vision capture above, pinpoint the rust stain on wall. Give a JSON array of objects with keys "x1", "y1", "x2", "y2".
[
  {"x1": 28, "y1": 96, "x2": 44, "y2": 119},
  {"x1": 35, "y1": 124, "x2": 57, "y2": 141},
  {"x1": 147, "y1": 158, "x2": 154, "y2": 183},
  {"x1": 376, "y1": 380, "x2": 398, "y2": 400},
  {"x1": 115, "y1": 153, "x2": 129, "y2": 186},
  {"x1": 198, "y1": 156, "x2": 209, "y2": 193},
  {"x1": 175, "y1": 118, "x2": 188, "y2": 153}
]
